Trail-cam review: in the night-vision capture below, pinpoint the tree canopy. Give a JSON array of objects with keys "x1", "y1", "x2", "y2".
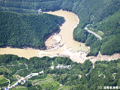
[{"x1": 0, "y1": 11, "x2": 64, "y2": 49}]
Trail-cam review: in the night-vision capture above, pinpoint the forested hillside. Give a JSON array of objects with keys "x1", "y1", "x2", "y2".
[
  {"x1": 0, "y1": 54, "x2": 120, "y2": 90},
  {"x1": 0, "y1": 11, "x2": 64, "y2": 49},
  {"x1": 0, "y1": 0, "x2": 120, "y2": 55},
  {"x1": 73, "y1": 0, "x2": 120, "y2": 56}
]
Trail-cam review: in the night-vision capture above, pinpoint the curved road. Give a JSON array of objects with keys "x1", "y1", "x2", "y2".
[{"x1": 84, "y1": 26, "x2": 102, "y2": 40}]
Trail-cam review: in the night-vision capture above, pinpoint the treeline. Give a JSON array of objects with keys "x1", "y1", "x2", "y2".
[
  {"x1": 0, "y1": 11, "x2": 64, "y2": 49},
  {"x1": 0, "y1": 54, "x2": 120, "y2": 89},
  {"x1": 0, "y1": 0, "x2": 62, "y2": 13},
  {"x1": 2, "y1": 0, "x2": 120, "y2": 24}
]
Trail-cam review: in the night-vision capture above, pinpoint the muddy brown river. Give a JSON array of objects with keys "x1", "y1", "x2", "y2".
[{"x1": 0, "y1": 10, "x2": 88, "y2": 59}]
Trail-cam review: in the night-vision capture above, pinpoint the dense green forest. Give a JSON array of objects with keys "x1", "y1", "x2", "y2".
[
  {"x1": 0, "y1": 11, "x2": 64, "y2": 49},
  {"x1": 0, "y1": 54, "x2": 120, "y2": 90},
  {"x1": 0, "y1": 0, "x2": 120, "y2": 55}
]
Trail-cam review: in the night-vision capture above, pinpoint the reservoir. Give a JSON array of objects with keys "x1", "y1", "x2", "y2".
[{"x1": 0, "y1": 10, "x2": 88, "y2": 59}]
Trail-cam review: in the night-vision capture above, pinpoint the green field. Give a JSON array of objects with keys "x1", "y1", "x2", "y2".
[
  {"x1": 61, "y1": 86, "x2": 72, "y2": 90},
  {"x1": 0, "y1": 67, "x2": 7, "y2": 73},
  {"x1": 0, "y1": 75, "x2": 8, "y2": 84},
  {"x1": 32, "y1": 74, "x2": 60, "y2": 90},
  {"x1": 11, "y1": 86, "x2": 28, "y2": 90},
  {"x1": 97, "y1": 31, "x2": 104, "y2": 37}
]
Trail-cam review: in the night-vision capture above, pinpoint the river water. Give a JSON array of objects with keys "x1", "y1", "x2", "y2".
[{"x1": 0, "y1": 10, "x2": 88, "y2": 59}]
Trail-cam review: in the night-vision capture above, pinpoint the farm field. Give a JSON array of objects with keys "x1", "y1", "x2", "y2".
[{"x1": 0, "y1": 75, "x2": 8, "y2": 84}]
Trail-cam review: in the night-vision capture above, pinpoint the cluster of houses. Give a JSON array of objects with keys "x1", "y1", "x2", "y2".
[
  {"x1": 5, "y1": 62, "x2": 71, "y2": 90},
  {"x1": 5, "y1": 70, "x2": 44, "y2": 90},
  {"x1": 56, "y1": 64, "x2": 71, "y2": 69},
  {"x1": 50, "y1": 63, "x2": 71, "y2": 70}
]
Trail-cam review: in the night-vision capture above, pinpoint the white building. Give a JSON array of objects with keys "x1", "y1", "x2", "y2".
[
  {"x1": 39, "y1": 70, "x2": 44, "y2": 74},
  {"x1": 38, "y1": 9, "x2": 42, "y2": 13},
  {"x1": 56, "y1": 64, "x2": 71, "y2": 69}
]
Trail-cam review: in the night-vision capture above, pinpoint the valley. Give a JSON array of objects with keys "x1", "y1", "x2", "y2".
[
  {"x1": 0, "y1": 10, "x2": 120, "y2": 65},
  {"x1": 0, "y1": 0, "x2": 120, "y2": 90}
]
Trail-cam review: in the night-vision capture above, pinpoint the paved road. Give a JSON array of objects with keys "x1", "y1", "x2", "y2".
[
  {"x1": 15, "y1": 69, "x2": 26, "y2": 80},
  {"x1": 84, "y1": 26, "x2": 102, "y2": 40},
  {"x1": 15, "y1": 64, "x2": 28, "y2": 80},
  {"x1": 5, "y1": 78, "x2": 10, "y2": 88}
]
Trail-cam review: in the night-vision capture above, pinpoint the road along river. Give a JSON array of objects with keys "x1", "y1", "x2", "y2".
[
  {"x1": 0, "y1": 10, "x2": 120, "y2": 65},
  {"x1": 84, "y1": 25, "x2": 102, "y2": 40}
]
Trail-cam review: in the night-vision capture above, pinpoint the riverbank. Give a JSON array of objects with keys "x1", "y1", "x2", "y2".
[{"x1": 0, "y1": 47, "x2": 40, "y2": 59}]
